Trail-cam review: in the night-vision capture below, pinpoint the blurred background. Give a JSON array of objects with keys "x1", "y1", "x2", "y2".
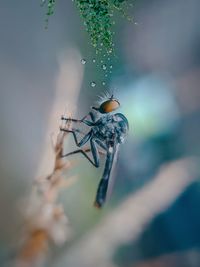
[{"x1": 0, "y1": 0, "x2": 200, "y2": 266}]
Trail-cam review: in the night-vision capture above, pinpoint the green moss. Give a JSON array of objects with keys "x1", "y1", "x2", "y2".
[
  {"x1": 75, "y1": 0, "x2": 132, "y2": 55},
  {"x1": 42, "y1": 0, "x2": 132, "y2": 54},
  {"x1": 41, "y1": 0, "x2": 56, "y2": 27}
]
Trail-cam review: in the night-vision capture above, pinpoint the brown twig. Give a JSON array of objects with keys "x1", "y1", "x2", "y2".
[{"x1": 16, "y1": 118, "x2": 75, "y2": 267}]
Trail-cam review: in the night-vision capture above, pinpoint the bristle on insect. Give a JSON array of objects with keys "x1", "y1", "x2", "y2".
[{"x1": 95, "y1": 90, "x2": 118, "y2": 106}]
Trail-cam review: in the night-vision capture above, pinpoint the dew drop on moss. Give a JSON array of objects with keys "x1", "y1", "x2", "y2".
[
  {"x1": 102, "y1": 64, "x2": 107, "y2": 70},
  {"x1": 90, "y1": 81, "x2": 96, "y2": 87},
  {"x1": 81, "y1": 58, "x2": 86, "y2": 65}
]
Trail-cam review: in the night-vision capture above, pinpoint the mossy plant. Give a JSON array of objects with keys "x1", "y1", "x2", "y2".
[
  {"x1": 41, "y1": 0, "x2": 56, "y2": 27},
  {"x1": 42, "y1": 0, "x2": 132, "y2": 55}
]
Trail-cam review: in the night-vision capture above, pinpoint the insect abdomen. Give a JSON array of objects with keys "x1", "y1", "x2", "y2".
[
  {"x1": 94, "y1": 148, "x2": 115, "y2": 208},
  {"x1": 94, "y1": 178, "x2": 109, "y2": 208}
]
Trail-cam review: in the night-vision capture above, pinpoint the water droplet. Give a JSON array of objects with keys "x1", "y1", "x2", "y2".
[
  {"x1": 102, "y1": 81, "x2": 106, "y2": 86},
  {"x1": 102, "y1": 64, "x2": 107, "y2": 70},
  {"x1": 81, "y1": 58, "x2": 86, "y2": 65},
  {"x1": 108, "y1": 58, "x2": 110, "y2": 61},
  {"x1": 100, "y1": 43, "x2": 103, "y2": 46},
  {"x1": 110, "y1": 65, "x2": 113, "y2": 69},
  {"x1": 92, "y1": 58, "x2": 96, "y2": 63},
  {"x1": 100, "y1": 60, "x2": 103, "y2": 63},
  {"x1": 90, "y1": 81, "x2": 96, "y2": 87}
]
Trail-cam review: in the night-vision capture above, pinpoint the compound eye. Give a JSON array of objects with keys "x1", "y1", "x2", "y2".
[{"x1": 100, "y1": 100, "x2": 120, "y2": 113}]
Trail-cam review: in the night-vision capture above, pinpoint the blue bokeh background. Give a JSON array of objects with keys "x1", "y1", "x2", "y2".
[{"x1": 0, "y1": 1, "x2": 200, "y2": 266}]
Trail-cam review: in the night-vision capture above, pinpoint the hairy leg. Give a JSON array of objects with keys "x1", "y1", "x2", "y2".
[
  {"x1": 62, "y1": 138, "x2": 106, "y2": 168},
  {"x1": 60, "y1": 128, "x2": 92, "y2": 147},
  {"x1": 61, "y1": 112, "x2": 96, "y2": 126}
]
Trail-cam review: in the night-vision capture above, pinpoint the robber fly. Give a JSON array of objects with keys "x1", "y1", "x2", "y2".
[{"x1": 60, "y1": 94, "x2": 129, "y2": 208}]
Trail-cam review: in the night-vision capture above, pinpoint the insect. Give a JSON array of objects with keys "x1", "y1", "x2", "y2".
[{"x1": 60, "y1": 94, "x2": 129, "y2": 208}]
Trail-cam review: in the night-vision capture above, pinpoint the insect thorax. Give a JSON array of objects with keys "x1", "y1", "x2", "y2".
[{"x1": 93, "y1": 114, "x2": 128, "y2": 144}]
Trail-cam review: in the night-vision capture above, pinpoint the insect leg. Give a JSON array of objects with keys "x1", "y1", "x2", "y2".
[
  {"x1": 62, "y1": 149, "x2": 99, "y2": 167},
  {"x1": 95, "y1": 139, "x2": 108, "y2": 151},
  {"x1": 90, "y1": 138, "x2": 100, "y2": 167},
  {"x1": 60, "y1": 128, "x2": 92, "y2": 147},
  {"x1": 81, "y1": 111, "x2": 96, "y2": 122},
  {"x1": 62, "y1": 138, "x2": 106, "y2": 168},
  {"x1": 61, "y1": 115, "x2": 95, "y2": 126},
  {"x1": 64, "y1": 147, "x2": 105, "y2": 155}
]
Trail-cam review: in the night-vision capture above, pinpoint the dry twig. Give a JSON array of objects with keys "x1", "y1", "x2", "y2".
[{"x1": 16, "y1": 118, "x2": 75, "y2": 267}]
